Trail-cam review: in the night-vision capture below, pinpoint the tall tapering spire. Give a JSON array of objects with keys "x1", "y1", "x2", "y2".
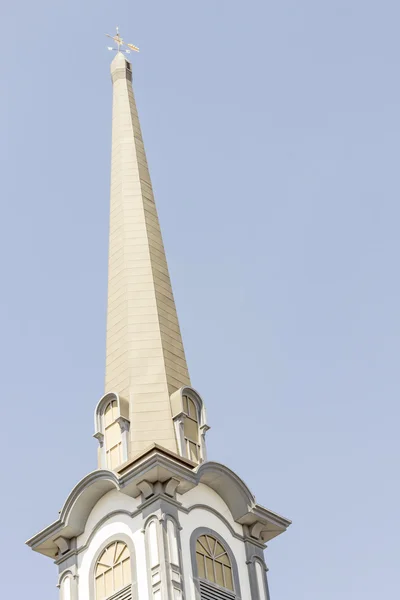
[
  {"x1": 106, "y1": 52, "x2": 191, "y2": 458},
  {"x1": 27, "y1": 44, "x2": 291, "y2": 597}
]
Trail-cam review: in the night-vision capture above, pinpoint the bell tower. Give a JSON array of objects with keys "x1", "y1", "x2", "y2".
[{"x1": 27, "y1": 30, "x2": 291, "y2": 600}]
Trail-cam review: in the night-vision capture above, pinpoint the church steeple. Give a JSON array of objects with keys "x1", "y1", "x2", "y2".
[
  {"x1": 27, "y1": 38, "x2": 291, "y2": 600},
  {"x1": 102, "y1": 51, "x2": 192, "y2": 461}
]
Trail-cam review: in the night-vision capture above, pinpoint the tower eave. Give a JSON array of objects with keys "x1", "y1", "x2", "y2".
[{"x1": 26, "y1": 452, "x2": 290, "y2": 559}]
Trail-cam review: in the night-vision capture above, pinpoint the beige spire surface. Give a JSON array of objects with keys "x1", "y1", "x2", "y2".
[{"x1": 106, "y1": 52, "x2": 191, "y2": 457}]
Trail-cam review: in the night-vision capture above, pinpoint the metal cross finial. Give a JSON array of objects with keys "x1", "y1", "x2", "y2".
[{"x1": 106, "y1": 26, "x2": 139, "y2": 55}]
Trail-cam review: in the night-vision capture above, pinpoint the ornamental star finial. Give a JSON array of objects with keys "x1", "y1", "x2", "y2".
[{"x1": 106, "y1": 26, "x2": 139, "y2": 55}]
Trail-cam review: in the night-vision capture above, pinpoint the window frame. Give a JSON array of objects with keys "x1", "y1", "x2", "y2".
[
  {"x1": 182, "y1": 394, "x2": 201, "y2": 463},
  {"x1": 190, "y1": 527, "x2": 242, "y2": 600},
  {"x1": 95, "y1": 541, "x2": 131, "y2": 600},
  {"x1": 103, "y1": 400, "x2": 123, "y2": 470},
  {"x1": 93, "y1": 392, "x2": 130, "y2": 470},
  {"x1": 171, "y1": 387, "x2": 210, "y2": 465},
  {"x1": 195, "y1": 534, "x2": 234, "y2": 591},
  {"x1": 89, "y1": 534, "x2": 137, "y2": 600}
]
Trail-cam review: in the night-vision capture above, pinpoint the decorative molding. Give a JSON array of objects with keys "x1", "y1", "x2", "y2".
[
  {"x1": 137, "y1": 480, "x2": 154, "y2": 500},
  {"x1": 139, "y1": 493, "x2": 182, "y2": 518},
  {"x1": 93, "y1": 432, "x2": 104, "y2": 447},
  {"x1": 144, "y1": 516, "x2": 164, "y2": 598},
  {"x1": 164, "y1": 478, "x2": 180, "y2": 498},
  {"x1": 26, "y1": 451, "x2": 290, "y2": 558},
  {"x1": 58, "y1": 567, "x2": 79, "y2": 600},
  {"x1": 184, "y1": 504, "x2": 244, "y2": 543},
  {"x1": 164, "y1": 516, "x2": 185, "y2": 599},
  {"x1": 200, "y1": 424, "x2": 211, "y2": 434},
  {"x1": 249, "y1": 522, "x2": 265, "y2": 541},
  {"x1": 54, "y1": 536, "x2": 70, "y2": 555},
  {"x1": 57, "y1": 568, "x2": 74, "y2": 588},
  {"x1": 55, "y1": 510, "x2": 136, "y2": 565},
  {"x1": 116, "y1": 416, "x2": 130, "y2": 433}
]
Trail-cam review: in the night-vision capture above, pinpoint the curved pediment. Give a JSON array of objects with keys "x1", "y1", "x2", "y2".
[
  {"x1": 27, "y1": 470, "x2": 120, "y2": 558},
  {"x1": 195, "y1": 461, "x2": 256, "y2": 521},
  {"x1": 60, "y1": 470, "x2": 120, "y2": 535},
  {"x1": 27, "y1": 447, "x2": 290, "y2": 559}
]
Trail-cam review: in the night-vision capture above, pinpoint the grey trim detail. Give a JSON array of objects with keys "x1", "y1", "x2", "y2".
[
  {"x1": 57, "y1": 544, "x2": 78, "y2": 572},
  {"x1": 27, "y1": 452, "x2": 290, "y2": 559},
  {"x1": 185, "y1": 504, "x2": 247, "y2": 544},
  {"x1": 55, "y1": 510, "x2": 139, "y2": 565},
  {"x1": 136, "y1": 480, "x2": 154, "y2": 500},
  {"x1": 264, "y1": 569, "x2": 271, "y2": 600},
  {"x1": 58, "y1": 567, "x2": 78, "y2": 600},
  {"x1": 185, "y1": 504, "x2": 265, "y2": 549},
  {"x1": 163, "y1": 514, "x2": 185, "y2": 599},
  {"x1": 244, "y1": 540, "x2": 270, "y2": 600},
  {"x1": 254, "y1": 558, "x2": 270, "y2": 600},
  {"x1": 164, "y1": 478, "x2": 180, "y2": 498},
  {"x1": 55, "y1": 496, "x2": 182, "y2": 566},
  {"x1": 190, "y1": 527, "x2": 242, "y2": 600},
  {"x1": 141, "y1": 495, "x2": 181, "y2": 522},
  {"x1": 141, "y1": 495, "x2": 186, "y2": 599},
  {"x1": 56, "y1": 502, "x2": 265, "y2": 567},
  {"x1": 144, "y1": 516, "x2": 163, "y2": 598},
  {"x1": 88, "y1": 532, "x2": 138, "y2": 600}
]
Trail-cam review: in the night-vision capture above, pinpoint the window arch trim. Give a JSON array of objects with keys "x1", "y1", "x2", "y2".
[
  {"x1": 190, "y1": 527, "x2": 242, "y2": 599},
  {"x1": 170, "y1": 387, "x2": 210, "y2": 464},
  {"x1": 58, "y1": 571, "x2": 74, "y2": 600},
  {"x1": 94, "y1": 392, "x2": 130, "y2": 435},
  {"x1": 88, "y1": 533, "x2": 138, "y2": 600},
  {"x1": 253, "y1": 557, "x2": 269, "y2": 600},
  {"x1": 170, "y1": 387, "x2": 207, "y2": 424},
  {"x1": 93, "y1": 392, "x2": 130, "y2": 469},
  {"x1": 58, "y1": 569, "x2": 74, "y2": 588}
]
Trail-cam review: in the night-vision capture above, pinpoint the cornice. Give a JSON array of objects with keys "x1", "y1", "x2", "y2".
[{"x1": 27, "y1": 447, "x2": 291, "y2": 559}]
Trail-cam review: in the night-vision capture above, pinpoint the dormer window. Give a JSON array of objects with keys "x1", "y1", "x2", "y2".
[
  {"x1": 104, "y1": 400, "x2": 123, "y2": 470},
  {"x1": 94, "y1": 392, "x2": 130, "y2": 470},
  {"x1": 170, "y1": 387, "x2": 210, "y2": 464},
  {"x1": 183, "y1": 395, "x2": 201, "y2": 462}
]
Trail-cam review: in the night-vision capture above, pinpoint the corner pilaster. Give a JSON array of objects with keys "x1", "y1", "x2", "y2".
[
  {"x1": 58, "y1": 565, "x2": 78, "y2": 600},
  {"x1": 243, "y1": 528, "x2": 270, "y2": 600},
  {"x1": 140, "y1": 480, "x2": 185, "y2": 599}
]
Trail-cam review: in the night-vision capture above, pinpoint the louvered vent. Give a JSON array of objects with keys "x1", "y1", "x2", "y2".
[
  {"x1": 107, "y1": 585, "x2": 131, "y2": 600},
  {"x1": 199, "y1": 580, "x2": 235, "y2": 600}
]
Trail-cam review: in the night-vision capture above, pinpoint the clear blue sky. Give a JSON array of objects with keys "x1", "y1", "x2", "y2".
[{"x1": 1, "y1": 1, "x2": 399, "y2": 598}]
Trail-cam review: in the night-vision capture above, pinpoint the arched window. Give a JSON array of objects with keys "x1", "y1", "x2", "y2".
[
  {"x1": 94, "y1": 393, "x2": 130, "y2": 470},
  {"x1": 104, "y1": 400, "x2": 123, "y2": 470},
  {"x1": 182, "y1": 394, "x2": 200, "y2": 463},
  {"x1": 195, "y1": 534, "x2": 234, "y2": 592},
  {"x1": 95, "y1": 541, "x2": 131, "y2": 600},
  {"x1": 170, "y1": 387, "x2": 209, "y2": 464}
]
